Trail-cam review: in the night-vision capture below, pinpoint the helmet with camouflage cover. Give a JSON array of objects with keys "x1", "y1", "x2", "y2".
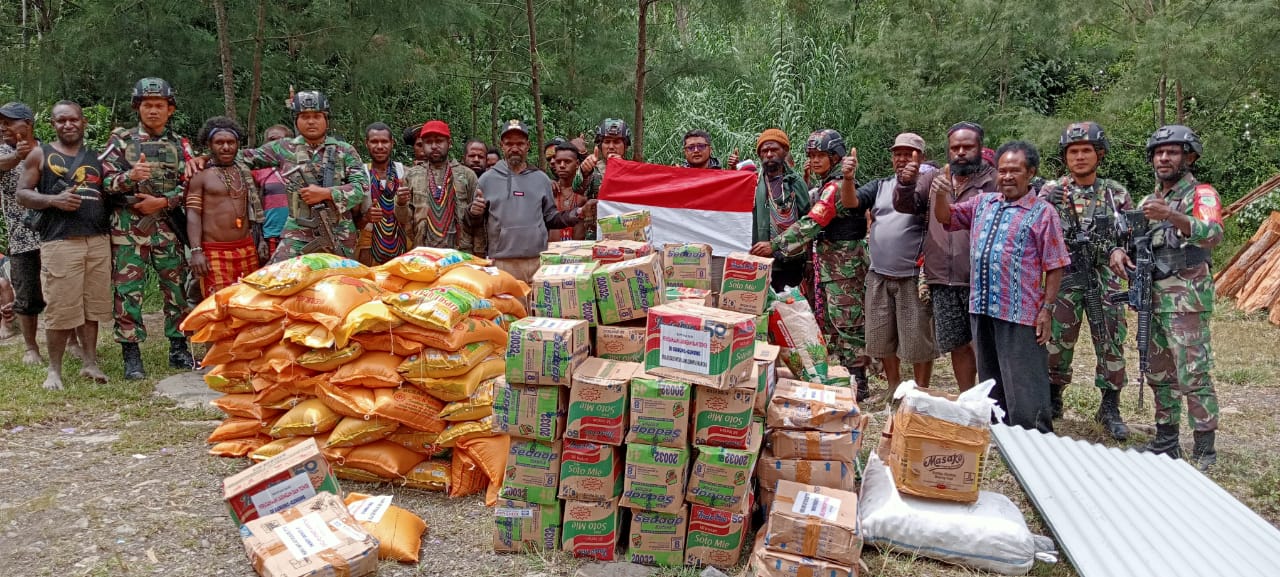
[
  {"x1": 131, "y1": 78, "x2": 176, "y2": 108},
  {"x1": 1145, "y1": 124, "x2": 1203, "y2": 161},
  {"x1": 595, "y1": 118, "x2": 632, "y2": 147},
  {"x1": 290, "y1": 90, "x2": 331, "y2": 117},
  {"x1": 1058, "y1": 121, "x2": 1109, "y2": 157},
  {"x1": 805, "y1": 129, "x2": 847, "y2": 158}
]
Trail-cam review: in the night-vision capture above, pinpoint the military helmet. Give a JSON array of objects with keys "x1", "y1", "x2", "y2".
[
  {"x1": 595, "y1": 118, "x2": 632, "y2": 146},
  {"x1": 1058, "y1": 121, "x2": 1109, "y2": 156},
  {"x1": 805, "y1": 129, "x2": 847, "y2": 158},
  {"x1": 1146, "y1": 124, "x2": 1203, "y2": 160},
  {"x1": 131, "y1": 78, "x2": 176, "y2": 108},
  {"x1": 290, "y1": 90, "x2": 331, "y2": 117}
]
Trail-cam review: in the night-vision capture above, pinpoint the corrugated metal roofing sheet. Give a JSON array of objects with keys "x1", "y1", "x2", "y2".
[{"x1": 992, "y1": 424, "x2": 1280, "y2": 577}]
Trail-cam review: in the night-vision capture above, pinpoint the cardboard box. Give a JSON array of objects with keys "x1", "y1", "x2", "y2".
[
  {"x1": 665, "y1": 286, "x2": 714, "y2": 306},
  {"x1": 506, "y1": 317, "x2": 590, "y2": 386},
  {"x1": 627, "y1": 376, "x2": 692, "y2": 448},
  {"x1": 766, "y1": 379, "x2": 860, "y2": 432},
  {"x1": 497, "y1": 439, "x2": 562, "y2": 505},
  {"x1": 595, "y1": 322, "x2": 647, "y2": 362},
  {"x1": 826, "y1": 365, "x2": 851, "y2": 388},
  {"x1": 493, "y1": 498, "x2": 563, "y2": 553},
  {"x1": 753, "y1": 313, "x2": 769, "y2": 342},
  {"x1": 566, "y1": 358, "x2": 639, "y2": 445},
  {"x1": 592, "y1": 240, "x2": 654, "y2": 264},
  {"x1": 661, "y1": 243, "x2": 713, "y2": 290},
  {"x1": 223, "y1": 437, "x2": 341, "y2": 526},
  {"x1": 756, "y1": 449, "x2": 857, "y2": 498},
  {"x1": 493, "y1": 377, "x2": 568, "y2": 442},
  {"x1": 886, "y1": 388, "x2": 991, "y2": 503},
  {"x1": 685, "y1": 503, "x2": 751, "y2": 569},
  {"x1": 748, "y1": 534, "x2": 856, "y2": 577},
  {"x1": 644, "y1": 301, "x2": 757, "y2": 390},
  {"x1": 593, "y1": 254, "x2": 665, "y2": 324},
  {"x1": 628, "y1": 505, "x2": 689, "y2": 567},
  {"x1": 239, "y1": 492, "x2": 378, "y2": 577},
  {"x1": 764, "y1": 480, "x2": 862, "y2": 566},
  {"x1": 530, "y1": 263, "x2": 599, "y2": 326},
  {"x1": 753, "y1": 343, "x2": 780, "y2": 418},
  {"x1": 559, "y1": 440, "x2": 625, "y2": 501},
  {"x1": 719, "y1": 252, "x2": 773, "y2": 315},
  {"x1": 562, "y1": 499, "x2": 621, "y2": 561},
  {"x1": 597, "y1": 210, "x2": 651, "y2": 243},
  {"x1": 687, "y1": 421, "x2": 762, "y2": 512},
  {"x1": 692, "y1": 379, "x2": 758, "y2": 449},
  {"x1": 621, "y1": 443, "x2": 690, "y2": 514},
  {"x1": 541, "y1": 241, "x2": 596, "y2": 266},
  {"x1": 768, "y1": 428, "x2": 861, "y2": 464}
]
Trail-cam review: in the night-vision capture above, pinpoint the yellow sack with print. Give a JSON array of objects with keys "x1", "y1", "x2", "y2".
[
  {"x1": 433, "y1": 264, "x2": 530, "y2": 299},
  {"x1": 283, "y1": 322, "x2": 335, "y2": 349},
  {"x1": 400, "y1": 459, "x2": 451, "y2": 491},
  {"x1": 397, "y1": 341, "x2": 496, "y2": 380},
  {"x1": 404, "y1": 355, "x2": 504, "y2": 402},
  {"x1": 382, "y1": 286, "x2": 480, "y2": 332},
  {"x1": 269, "y1": 399, "x2": 342, "y2": 438},
  {"x1": 438, "y1": 377, "x2": 497, "y2": 421},
  {"x1": 327, "y1": 417, "x2": 401, "y2": 448},
  {"x1": 242, "y1": 253, "x2": 371, "y2": 296},
  {"x1": 436, "y1": 415, "x2": 499, "y2": 447},
  {"x1": 298, "y1": 342, "x2": 365, "y2": 372},
  {"x1": 334, "y1": 300, "x2": 404, "y2": 348}
]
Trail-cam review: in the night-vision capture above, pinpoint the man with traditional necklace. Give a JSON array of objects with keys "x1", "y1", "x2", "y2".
[
  {"x1": 358, "y1": 122, "x2": 405, "y2": 265},
  {"x1": 548, "y1": 142, "x2": 588, "y2": 241},
  {"x1": 186, "y1": 116, "x2": 264, "y2": 297},
  {"x1": 751, "y1": 128, "x2": 811, "y2": 292},
  {"x1": 394, "y1": 120, "x2": 484, "y2": 256}
]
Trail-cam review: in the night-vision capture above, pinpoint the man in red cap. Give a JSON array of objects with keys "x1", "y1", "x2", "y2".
[
  {"x1": 358, "y1": 122, "x2": 407, "y2": 265},
  {"x1": 395, "y1": 120, "x2": 484, "y2": 256}
]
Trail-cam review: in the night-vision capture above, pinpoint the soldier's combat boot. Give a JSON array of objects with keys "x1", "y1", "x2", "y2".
[
  {"x1": 1192, "y1": 431, "x2": 1217, "y2": 472},
  {"x1": 852, "y1": 367, "x2": 870, "y2": 402},
  {"x1": 1050, "y1": 383, "x2": 1066, "y2": 419},
  {"x1": 1094, "y1": 389, "x2": 1129, "y2": 441},
  {"x1": 168, "y1": 337, "x2": 196, "y2": 370},
  {"x1": 122, "y1": 342, "x2": 146, "y2": 380},
  {"x1": 1140, "y1": 423, "x2": 1181, "y2": 459}
]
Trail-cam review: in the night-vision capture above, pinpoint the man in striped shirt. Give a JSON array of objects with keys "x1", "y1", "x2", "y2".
[{"x1": 934, "y1": 141, "x2": 1070, "y2": 433}]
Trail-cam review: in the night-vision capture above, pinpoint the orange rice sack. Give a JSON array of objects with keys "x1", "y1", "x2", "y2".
[
  {"x1": 398, "y1": 341, "x2": 496, "y2": 380},
  {"x1": 281, "y1": 276, "x2": 384, "y2": 330},
  {"x1": 208, "y1": 435, "x2": 273, "y2": 458},
  {"x1": 385, "y1": 430, "x2": 449, "y2": 457},
  {"x1": 434, "y1": 264, "x2": 530, "y2": 299},
  {"x1": 327, "y1": 417, "x2": 401, "y2": 448},
  {"x1": 249, "y1": 341, "x2": 308, "y2": 374},
  {"x1": 405, "y1": 356, "x2": 504, "y2": 402},
  {"x1": 181, "y1": 289, "x2": 227, "y2": 333},
  {"x1": 204, "y1": 362, "x2": 254, "y2": 393},
  {"x1": 283, "y1": 372, "x2": 323, "y2": 396},
  {"x1": 467, "y1": 298, "x2": 501, "y2": 320},
  {"x1": 283, "y1": 321, "x2": 336, "y2": 349},
  {"x1": 207, "y1": 417, "x2": 271, "y2": 443},
  {"x1": 392, "y1": 317, "x2": 507, "y2": 351},
  {"x1": 270, "y1": 399, "x2": 342, "y2": 438},
  {"x1": 372, "y1": 387, "x2": 448, "y2": 433},
  {"x1": 298, "y1": 342, "x2": 366, "y2": 372},
  {"x1": 225, "y1": 284, "x2": 287, "y2": 322},
  {"x1": 491, "y1": 294, "x2": 529, "y2": 318},
  {"x1": 455, "y1": 434, "x2": 510, "y2": 505},
  {"x1": 315, "y1": 377, "x2": 379, "y2": 418},
  {"x1": 382, "y1": 286, "x2": 480, "y2": 332},
  {"x1": 330, "y1": 352, "x2": 406, "y2": 388},
  {"x1": 210, "y1": 394, "x2": 281, "y2": 421},
  {"x1": 241, "y1": 253, "x2": 371, "y2": 296},
  {"x1": 375, "y1": 253, "x2": 443, "y2": 283},
  {"x1": 344, "y1": 493, "x2": 429, "y2": 563},
  {"x1": 250, "y1": 436, "x2": 312, "y2": 462},
  {"x1": 436, "y1": 415, "x2": 499, "y2": 448},
  {"x1": 191, "y1": 320, "x2": 237, "y2": 344},
  {"x1": 449, "y1": 448, "x2": 488, "y2": 498},
  {"x1": 254, "y1": 385, "x2": 307, "y2": 410},
  {"x1": 345, "y1": 440, "x2": 426, "y2": 478},
  {"x1": 334, "y1": 465, "x2": 386, "y2": 483},
  {"x1": 352, "y1": 331, "x2": 425, "y2": 356},
  {"x1": 201, "y1": 338, "x2": 257, "y2": 367},
  {"x1": 374, "y1": 270, "x2": 411, "y2": 292},
  {"x1": 334, "y1": 301, "x2": 404, "y2": 348},
  {"x1": 399, "y1": 280, "x2": 434, "y2": 292},
  {"x1": 401, "y1": 459, "x2": 451, "y2": 491},
  {"x1": 439, "y1": 377, "x2": 497, "y2": 422},
  {"x1": 231, "y1": 322, "x2": 286, "y2": 353}
]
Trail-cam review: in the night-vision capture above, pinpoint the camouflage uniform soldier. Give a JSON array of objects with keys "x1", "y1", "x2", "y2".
[
  {"x1": 1109, "y1": 124, "x2": 1222, "y2": 470},
  {"x1": 579, "y1": 118, "x2": 631, "y2": 240},
  {"x1": 1038, "y1": 122, "x2": 1132, "y2": 440},
  {"x1": 101, "y1": 78, "x2": 195, "y2": 378},
  {"x1": 752, "y1": 129, "x2": 869, "y2": 397},
  {"x1": 239, "y1": 91, "x2": 368, "y2": 263}
]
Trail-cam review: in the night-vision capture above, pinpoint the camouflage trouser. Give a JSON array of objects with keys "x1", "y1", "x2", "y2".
[
  {"x1": 1046, "y1": 279, "x2": 1128, "y2": 391},
  {"x1": 268, "y1": 232, "x2": 358, "y2": 264},
  {"x1": 112, "y1": 241, "x2": 191, "y2": 343},
  {"x1": 1148, "y1": 311, "x2": 1218, "y2": 432},
  {"x1": 816, "y1": 243, "x2": 867, "y2": 370}
]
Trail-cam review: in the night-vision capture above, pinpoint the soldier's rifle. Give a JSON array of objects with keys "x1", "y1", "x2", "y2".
[
  {"x1": 1107, "y1": 209, "x2": 1152, "y2": 410},
  {"x1": 1062, "y1": 188, "x2": 1110, "y2": 342},
  {"x1": 278, "y1": 158, "x2": 340, "y2": 255}
]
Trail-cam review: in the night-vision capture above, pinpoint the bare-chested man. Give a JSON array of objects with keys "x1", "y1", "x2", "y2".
[{"x1": 186, "y1": 116, "x2": 264, "y2": 297}]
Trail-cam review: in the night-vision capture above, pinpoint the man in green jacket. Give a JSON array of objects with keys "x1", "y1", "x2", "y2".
[{"x1": 752, "y1": 128, "x2": 811, "y2": 291}]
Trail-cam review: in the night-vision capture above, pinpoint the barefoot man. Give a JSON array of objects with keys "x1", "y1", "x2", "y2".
[{"x1": 187, "y1": 116, "x2": 266, "y2": 297}]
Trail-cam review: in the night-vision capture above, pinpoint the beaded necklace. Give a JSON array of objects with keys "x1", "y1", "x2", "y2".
[
  {"x1": 368, "y1": 165, "x2": 407, "y2": 264},
  {"x1": 216, "y1": 164, "x2": 249, "y2": 228},
  {"x1": 423, "y1": 162, "x2": 457, "y2": 244}
]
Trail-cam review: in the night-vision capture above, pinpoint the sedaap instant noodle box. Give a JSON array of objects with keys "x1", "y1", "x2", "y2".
[
  {"x1": 621, "y1": 443, "x2": 690, "y2": 514},
  {"x1": 559, "y1": 440, "x2": 625, "y2": 502},
  {"x1": 592, "y1": 240, "x2": 654, "y2": 264},
  {"x1": 541, "y1": 241, "x2": 596, "y2": 266},
  {"x1": 497, "y1": 439, "x2": 563, "y2": 505},
  {"x1": 686, "y1": 420, "x2": 763, "y2": 512},
  {"x1": 506, "y1": 317, "x2": 590, "y2": 386},
  {"x1": 644, "y1": 301, "x2": 756, "y2": 390},
  {"x1": 593, "y1": 254, "x2": 666, "y2": 324},
  {"x1": 492, "y1": 376, "x2": 568, "y2": 442},
  {"x1": 530, "y1": 263, "x2": 599, "y2": 326},
  {"x1": 628, "y1": 505, "x2": 690, "y2": 567},
  {"x1": 661, "y1": 242, "x2": 713, "y2": 290},
  {"x1": 692, "y1": 370, "x2": 758, "y2": 449},
  {"x1": 597, "y1": 210, "x2": 652, "y2": 243},
  {"x1": 596, "y1": 321, "x2": 646, "y2": 362},
  {"x1": 493, "y1": 498, "x2": 562, "y2": 553}
]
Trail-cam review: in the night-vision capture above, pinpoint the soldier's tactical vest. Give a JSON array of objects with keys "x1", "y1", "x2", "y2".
[
  {"x1": 285, "y1": 143, "x2": 338, "y2": 224},
  {"x1": 1150, "y1": 184, "x2": 1212, "y2": 280},
  {"x1": 815, "y1": 173, "x2": 866, "y2": 242},
  {"x1": 115, "y1": 127, "x2": 182, "y2": 195}
]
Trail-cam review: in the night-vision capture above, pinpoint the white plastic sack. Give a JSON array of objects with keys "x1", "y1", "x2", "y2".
[
  {"x1": 892, "y1": 379, "x2": 1005, "y2": 427},
  {"x1": 860, "y1": 452, "x2": 1057, "y2": 575}
]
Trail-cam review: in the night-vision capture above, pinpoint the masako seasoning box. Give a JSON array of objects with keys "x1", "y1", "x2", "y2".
[
  {"x1": 718, "y1": 252, "x2": 773, "y2": 315},
  {"x1": 621, "y1": 443, "x2": 690, "y2": 514},
  {"x1": 628, "y1": 505, "x2": 689, "y2": 567},
  {"x1": 566, "y1": 357, "x2": 639, "y2": 445},
  {"x1": 559, "y1": 440, "x2": 625, "y2": 501},
  {"x1": 530, "y1": 263, "x2": 599, "y2": 326},
  {"x1": 685, "y1": 502, "x2": 751, "y2": 568},
  {"x1": 562, "y1": 498, "x2": 621, "y2": 561},
  {"x1": 644, "y1": 301, "x2": 757, "y2": 389},
  {"x1": 506, "y1": 317, "x2": 590, "y2": 386}
]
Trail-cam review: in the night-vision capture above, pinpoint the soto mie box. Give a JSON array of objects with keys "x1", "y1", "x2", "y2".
[
  {"x1": 661, "y1": 242, "x2": 713, "y2": 290},
  {"x1": 628, "y1": 505, "x2": 689, "y2": 567},
  {"x1": 506, "y1": 317, "x2": 590, "y2": 386},
  {"x1": 719, "y1": 252, "x2": 773, "y2": 315},
  {"x1": 692, "y1": 374, "x2": 758, "y2": 449},
  {"x1": 541, "y1": 241, "x2": 596, "y2": 266},
  {"x1": 621, "y1": 443, "x2": 690, "y2": 514},
  {"x1": 494, "y1": 498, "x2": 563, "y2": 553},
  {"x1": 593, "y1": 253, "x2": 665, "y2": 324},
  {"x1": 562, "y1": 498, "x2": 621, "y2": 561},
  {"x1": 885, "y1": 387, "x2": 991, "y2": 503},
  {"x1": 531, "y1": 263, "x2": 599, "y2": 326},
  {"x1": 223, "y1": 437, "x2": 341, "y2": 526},
  {"x1": 497, "y1": 439, "x2": 563, "y2": 505},
  {"x1": 566, "y1": 357, "x2": 639, "y2": 445},
  {"x1": 596, "y1": 321, "x2": 646, "y2": 362},
  {"x1": 597, "y1": 210, "x2": 651, "y2": 243},
  {"x1": 559, "y1": 440, "x2": 625, "y2": 501},
  {"x1": 764, "y1": 480, "x2": 862, "y2": 566},
  {"x1": 627, "y1": 376, "x2": 692, "y2": 448},
  {"x1": 766, "y1": 379, "x2": 860, "y2": 432},
  {"x1": 493, "y1": 377, "x2": 568, "y2": 442},
  {"x1": 686, "y1": 502, "x2": 751, "y2": 569},
  {"x1": 592, "y1": 240, "x2": 654, "y2": 264},
  {"x1": 687, "y1": 421, "x2": 762, "y2": 512},
  {"x1": 644, "y1": 301, "x2": 756, "y2": 390},
  {"x1": 238, "y1": 492, "x2": 378, "y2": 577}
]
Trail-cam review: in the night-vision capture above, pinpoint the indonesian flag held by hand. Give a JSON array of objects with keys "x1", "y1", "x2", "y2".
[{"x1": 598, "y1": 159, "x2": 756, "y2": 256}]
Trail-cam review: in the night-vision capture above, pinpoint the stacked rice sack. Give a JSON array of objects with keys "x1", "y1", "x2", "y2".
[{"x1": 184, "y1": 249, "x2": 528, "y2": 501}]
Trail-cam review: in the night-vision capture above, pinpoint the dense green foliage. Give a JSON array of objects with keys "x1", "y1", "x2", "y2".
[{"x1": 1, "y1": 0, "x2": 1278, "y2": 229}]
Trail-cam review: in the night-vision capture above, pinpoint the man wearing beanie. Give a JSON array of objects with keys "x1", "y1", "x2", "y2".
[{"x1": 752, "y1": 128, "x2": 811, "y2": 291}]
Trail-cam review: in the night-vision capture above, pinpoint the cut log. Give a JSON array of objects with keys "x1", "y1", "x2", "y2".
[
  {"x1": 1216, "y1": 227, "x2": 1280, "y2": 297},
  {"x1": 1237, "y1": 251, "x2": 1280, "y2": 312}
]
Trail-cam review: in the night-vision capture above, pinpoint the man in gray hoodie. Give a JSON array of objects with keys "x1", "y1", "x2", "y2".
[{"x1": 470, "y1": 119, "x2": 596, "y2": 283}]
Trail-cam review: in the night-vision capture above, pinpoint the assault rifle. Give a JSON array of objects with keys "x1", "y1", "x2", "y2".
[
  {"x1": 279, "y1": 156, "x2": 340, "y2": 255},
  {"x1": 1107, "y1": 209, "x2": 1152, "y2": 409},
  {"x1": 1062, "y1": 189, "x2": 1109, "y2": 341}
]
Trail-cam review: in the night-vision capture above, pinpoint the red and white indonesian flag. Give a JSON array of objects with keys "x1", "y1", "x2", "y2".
[{"x1": 598, "y1": 159, "x2": 756, "y2": 256}]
